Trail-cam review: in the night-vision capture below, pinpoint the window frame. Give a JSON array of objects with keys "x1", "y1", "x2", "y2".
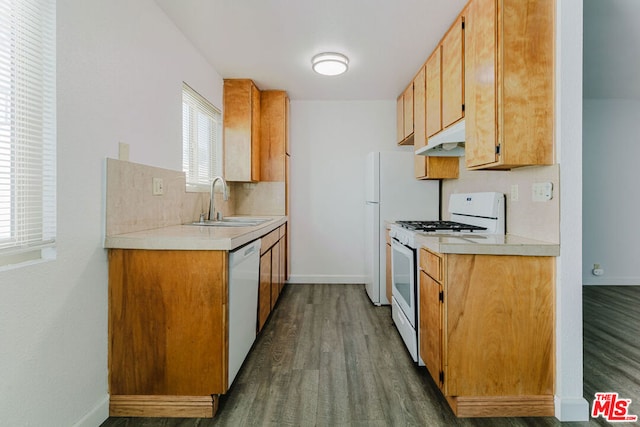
[
  {"x1": 182, "y1": 83, "x2": 222, "y2": 193},
  {"x1": 0, "y1": 0, "x2": 57, "y2": 271}
]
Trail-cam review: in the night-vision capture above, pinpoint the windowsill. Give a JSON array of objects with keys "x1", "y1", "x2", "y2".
[{"x1": 0, "y1": 247, "x2": 57, "y2": 272}]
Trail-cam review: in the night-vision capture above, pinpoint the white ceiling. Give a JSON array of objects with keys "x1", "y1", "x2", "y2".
[
  {"x1": 584, "y1": 0, "x2": 640, "y2": 100},
  {"x1": 154, "y1": 0, "x2": 468, "y2": 100}
]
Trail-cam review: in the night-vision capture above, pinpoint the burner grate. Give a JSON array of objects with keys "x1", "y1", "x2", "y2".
[{"x1": 396, "y1": 220, "x2": 487, "y2": 233}]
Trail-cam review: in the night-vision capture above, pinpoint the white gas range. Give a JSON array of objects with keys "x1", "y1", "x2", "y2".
[{"x1": 389, "y1": 192, "x2": 505, "y2": 364}]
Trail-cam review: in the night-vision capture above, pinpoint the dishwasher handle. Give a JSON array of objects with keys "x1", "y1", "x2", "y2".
[{"x1": 230, "y1": 239, "x2": 262, "y2": 267}]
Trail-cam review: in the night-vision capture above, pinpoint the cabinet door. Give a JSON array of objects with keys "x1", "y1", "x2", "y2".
[
  {"x1": 403, "y1": 83, "x2": 414, "y2": 139},
  {"x1": 396, "y1": 95, "x2": 404, "y2": 143},
  {"x1": 464, "y1": 0, "x2": 498, "y2": 168},
  {"x1": 419, "y1": 270, "x2": 443, "y2": 389},
  {"x1": 258, "y1": 250, "x2": 271, "y2": 332},
  {"x1": 425, "y1": 47, "x2": 442, "y2": 138},
  {"x1": 413, "y1": 66, "x2": 426, "y2": 151},
  {"x1": 271, "y1": 240, "x2": 280, "y2": 309},
  {"x1": 442, "y1": 15, "x2": 465, "y2": 128},
  {"x1": 224, "y1": 79, "x2": 261, "y2": 182},
  {"x1": 279, "y1": 235, "x2": 286, "y2": 293},
  {"x1": 260, "y1": 91, "x2": 287, "y2": 182}
]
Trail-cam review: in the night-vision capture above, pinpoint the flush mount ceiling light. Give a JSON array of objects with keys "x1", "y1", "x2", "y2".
[{"x1": 311, "y1": 52, "x2": 349, "y2": 76}]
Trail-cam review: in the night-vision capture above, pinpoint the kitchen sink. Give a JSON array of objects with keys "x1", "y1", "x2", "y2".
[{"x1": 189, "y1": 217, "x2": 270, "y2": 227}]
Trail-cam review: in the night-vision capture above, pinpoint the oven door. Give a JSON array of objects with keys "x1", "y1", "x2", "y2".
[{"x1": 391, "y1": 238, "x2": 416, "y2": 328}]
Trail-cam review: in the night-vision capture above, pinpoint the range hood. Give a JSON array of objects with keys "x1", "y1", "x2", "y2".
[{"x1": 415, "y1": 120, "x2": 465, "y2": 157}]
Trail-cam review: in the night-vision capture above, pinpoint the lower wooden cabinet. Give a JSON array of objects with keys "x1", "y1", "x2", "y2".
[
  {"x1": 418, "y1": 247, "x2": 555, "y2": 418},
  {"x1": 108, "y1": 249, "x2": 228, "y2": 418},
  {"x1": 108, "y1": 221, "x2": 288, "y2": 418},
  {"x1": 258, "y1": 224, "x2": 287, "y2": 332}
]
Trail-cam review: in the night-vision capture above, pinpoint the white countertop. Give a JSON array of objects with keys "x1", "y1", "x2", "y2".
[
  {"x1": 416, "y1": 233, "x2": 559, "y2": 256},
  {"x1": 104, "y1": 216, "x2": 287, "y2": 251}
]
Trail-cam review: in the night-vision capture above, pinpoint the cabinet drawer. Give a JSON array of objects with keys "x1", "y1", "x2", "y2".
[
  {"x1": 260, "y1": 228, "x2": 279, "y2": 255},
  {"x1": 420, "y1": 248, "x2": 443, "y2": 282},
  {"x1": 278, "y1": 224, "x2": 286, "y2": 238}
]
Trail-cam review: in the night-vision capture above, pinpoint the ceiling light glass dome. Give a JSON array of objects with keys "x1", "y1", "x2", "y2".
[{"x1": 312, "y1": 52, "x2": 349, "y2": 76}]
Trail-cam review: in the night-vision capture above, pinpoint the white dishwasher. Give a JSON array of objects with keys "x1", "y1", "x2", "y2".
[{"x1": 228, "y1": 238, "x2": 261, "y2": 388}]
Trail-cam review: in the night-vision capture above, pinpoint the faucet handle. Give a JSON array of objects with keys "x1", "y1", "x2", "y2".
[
  {"x1": 216, "y1": 211, "x2": 222, "y2": 221},
  {"x1": 199, "y1": 213, "x2": 206, "y2": 223}
]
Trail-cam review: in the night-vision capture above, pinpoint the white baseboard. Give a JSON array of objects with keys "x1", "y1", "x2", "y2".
[
  {"x1": 583, "y1": 278, "x2": 640, "y2": 286},
  {"x1": 554, "y1": 395, "x2": 590, "y2": 421},
  {"x1": 73, "y1": 395, "x2": 109, "y2": 427},
  {"x1": 287, "y1": 274, "x2": 365, "y2": 284}
]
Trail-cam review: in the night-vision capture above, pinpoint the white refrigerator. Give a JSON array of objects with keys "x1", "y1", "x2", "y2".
[{"x1": 364, "y1": 151, "x2": 439, "y2": 305}]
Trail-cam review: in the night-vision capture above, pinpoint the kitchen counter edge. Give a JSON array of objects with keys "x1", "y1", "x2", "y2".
[
  {"x1": 104, "y1": 216, "x2": 287, "y2": 251},
  {"x1": 417, "y1": 233, "x2": 559, "y2": 256}
]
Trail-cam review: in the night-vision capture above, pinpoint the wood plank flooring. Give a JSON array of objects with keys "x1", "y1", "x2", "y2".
[
  {"x1": 101, "y1": 284, "x2": 639, "y2": 427},
  {"x1": 583, "y1": 285, "x2": 640, "y2": 427}
]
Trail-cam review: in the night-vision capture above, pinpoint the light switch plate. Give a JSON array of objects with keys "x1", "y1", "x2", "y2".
[
  {"x1": 152, "y1": 177, "x2": 164, "y2": 196},
  {"x1": 510, "y1": 184, "x2": 519, "y2": 202},
  {"x1": 532, "y1": 182, "x2": 553, "y2": 201}
]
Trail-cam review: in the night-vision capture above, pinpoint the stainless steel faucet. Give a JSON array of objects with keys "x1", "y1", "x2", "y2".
[{"x1": 209, "y1": 176, "x2": 229, "y2": 221}]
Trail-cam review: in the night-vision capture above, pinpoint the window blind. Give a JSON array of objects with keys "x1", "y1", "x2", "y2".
[
  {"x1": 182, "y1": 83, "x2": 221, "y2": 191},
  {"x1": 0, "y1": 0, "x2": 56, "y2": 267}
]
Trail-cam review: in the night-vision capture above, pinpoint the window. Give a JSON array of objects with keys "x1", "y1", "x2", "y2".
[
  {"x1": 182, "y1": 83, "x2": 222, "y2": 191},
  {"x1": 0, "y1": 0, "x2": 56, "y2": 269}
]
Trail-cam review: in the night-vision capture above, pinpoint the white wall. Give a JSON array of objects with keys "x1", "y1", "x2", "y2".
[
  {"x1": 0, "y1": 1, "x2": 223, "y2": 426},
  {"x1": 288, "y1": 100, "x2": 409, "y2": 283},
  {"x1": 583, "y1": 99, "x2": 640, "y2": 285}
]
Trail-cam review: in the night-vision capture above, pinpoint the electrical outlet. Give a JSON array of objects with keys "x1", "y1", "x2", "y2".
[
  {"x1": 532, "y1": 182, "x2": 553, "y2": 202},
  {"x1": 118, "y1": 142, "x2": 130, "y2": 161},
  {"x1": 152, "y1": 177, "x2": 164, "y2": 196},
  {"x1": 592, "y1": 263, "x2": 604, "y2": 276},
  {"x1": 510, "y1": 184, "x2": 519, "y2": 202}
]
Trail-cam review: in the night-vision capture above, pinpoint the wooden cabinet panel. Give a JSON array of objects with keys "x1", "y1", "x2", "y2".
[
  {"x1": 417, "y1": 248, "x2": 555, "y2": 417},
  {"x1": 426, "y1": 47, "x2": 442, "y2": 138},
  {"x1": 260, "y1": 91, "x2": 288, "y2": 181},
  {"x1": 464, "y1": 0, "x2": 497, "y2": 168},
  {"x1": 419, "y1": 270, "x2": 442, "y2": 388},
  {"x1": 270, "y1": 240, "x2": 280, "y2": 309},
  {"x1": 442, "y1": 15, "x2": 465, "y2": 128},
  {"x1": 465, "y1": 0, "x2": 554, "y2": 170},
  {"x1": 396, "y1": 95, "x2": 404, "y2": 143},
  {"x1": 279, "y1": 235, "x2": 286, "y2": 293},
  {"x1": 224, "y1": 79, "x2": 261, "y2": 182},
  {"x1": 260, "y1": 228, "x2": 279, "y2": 255},
  {"x1": 258, "y1": 250, "x2": 271, "y2": 332},
  {"x1": 397, "y1": 83, "x2": 415, "y2": 145},
  {"x1": 109, "y1": 250, "x2": 228, "y2": 396},
  {"x1": 445, "y1": 254, "x2": 554, "y2": 398},
  {"x1": 414, "y1": 61, "x2": 460, "y2": 180},
  {"x1": 403, "y1": 83, "x2": 414, "y2": 138},
  {"x1": 413, "y1": 66, "x2": 426, "y2": 152},
  {"x1": 420, "y1": 248, "x2": 443, "y2": 282}
]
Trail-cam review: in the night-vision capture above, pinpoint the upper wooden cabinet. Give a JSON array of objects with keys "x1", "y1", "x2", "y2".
[
  {"x1": 396, "y1": 83, "x2": 414, "y2": 145},
  {"x1": 425, "y1": 48, "x2": 442, "y2": 138},
  {"x1": 224, "y1": 79, "x2": 261, "y2": 182},
  {"x1": 442, "y1": 16, "x2": 465, "y2": 129},
  {"x1": 414, "y1": 64, "x2": 459, "y2": 180},
  {"x1": 260, "y1": 90, "x2": 289, "y2": 182},
  {"x1": 464, "y1": 0, "x2": 554, "y2": 170},
  {"x1": 426, "y1": 17, "x2": 464, "y2": 139}
]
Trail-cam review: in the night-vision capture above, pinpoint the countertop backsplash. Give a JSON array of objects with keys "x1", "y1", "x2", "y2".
[
  {"x1": 442, "y1": 158, "x2": 560, "y2": 243},
  {"x1": 105, "y1": 158, "x2": 233, "y2": 236}
]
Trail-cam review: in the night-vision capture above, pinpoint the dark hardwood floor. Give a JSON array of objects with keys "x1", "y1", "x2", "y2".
[{"x1": 102, "y1": 284, "x2": 639, "y2": 427}]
